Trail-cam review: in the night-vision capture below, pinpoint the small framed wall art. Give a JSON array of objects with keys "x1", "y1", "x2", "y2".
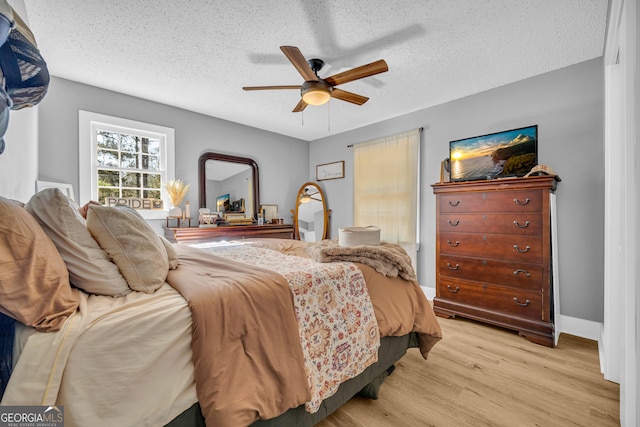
[{"x1": 316, "y1": 161, "x2": 345, "y2": 181}]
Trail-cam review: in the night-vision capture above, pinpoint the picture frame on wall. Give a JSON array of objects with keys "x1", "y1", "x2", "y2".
[
  {"x1": 36, "y1": 180, "x2": 75, "y2": 201},
  {"x1": 316, "y1": 161, "x2": 345, "y2": 181}
]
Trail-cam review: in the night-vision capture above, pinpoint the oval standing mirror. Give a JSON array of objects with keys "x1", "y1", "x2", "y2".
[
  {"x1": 198, "y1": 152, "x2": 260, "y2": 220},
  {"x1": 294, "y1": 182, "x2": 329, "y2": 241}
]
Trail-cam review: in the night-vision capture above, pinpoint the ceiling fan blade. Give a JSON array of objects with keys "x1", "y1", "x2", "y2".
[
  {"x1": 292, "y1": 98, "x2": 308, "y2": 113},
  {"x1": 331, "y1": 88, "x2": 369, "y2": 105},
  {"x1": 324, "y1": 59, "x2": 388, "y2": 86},
  {"x1": 243, "y1": 85, "x2": 301, "y2": 91},
  {"x1": 280, "y1": 46, "x2": 318, "y2": 82}
]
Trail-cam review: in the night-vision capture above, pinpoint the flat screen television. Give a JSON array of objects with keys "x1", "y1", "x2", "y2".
[
  {"x1": 449, "y1": 125, "x2": 538, "y2": 182},
  {"x1": 216, "y1": 193, "x2": 230, "y2": 212}
]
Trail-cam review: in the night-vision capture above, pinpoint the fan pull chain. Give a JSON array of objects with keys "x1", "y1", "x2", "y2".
[{"x1": 327, "y1": 99, "x2": 331, "y2": 132}]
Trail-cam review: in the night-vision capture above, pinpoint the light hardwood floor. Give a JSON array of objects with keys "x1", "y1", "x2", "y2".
[{"x1": 317, "y1": 316, "x2": 620, "y2": 427}]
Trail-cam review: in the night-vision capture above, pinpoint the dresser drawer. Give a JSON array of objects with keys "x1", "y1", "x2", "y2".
[
  {"x1": 439, "y1": 189, "x2": 542, "y2": 213},
  {"x1": 438, "y1": 213, "x2": 542, "y2": 236},
  {"x1": 440, "y1": 232, "x2": 543, "y2": 263},
  {"x1": 438, "y1": 255, "x2": 543, "y2": 291},
  {"x1": 438, "y1": 277, "x2": 543, "y2": 321}
]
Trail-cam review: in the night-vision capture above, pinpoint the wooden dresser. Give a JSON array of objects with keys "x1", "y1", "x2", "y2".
[
  {"x1": 165, "y1": 223, "x2": 295, "y2": 244},
  {"x1": 432, "y1": 176, "x2": 559, "y2": 346}
]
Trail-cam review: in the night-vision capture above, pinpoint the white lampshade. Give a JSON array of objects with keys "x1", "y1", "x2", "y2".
[
  {"x1": 302, "y1": 88, "x2": 331, "y2": 105},
  {"x1": 301, "y1": 81, "x2": 332, "y2": 106}
]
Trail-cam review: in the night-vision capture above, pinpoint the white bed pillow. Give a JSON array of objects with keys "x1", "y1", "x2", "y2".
[
  {"x1": 25, "y1": 188, "x2": 131, "y2": 296},
  {"x1": 160, "y1": 235, "x2": 179, "y2": 270},
  {"x1": 86, "y1": 205, "x2": 169, "y2": 293}
]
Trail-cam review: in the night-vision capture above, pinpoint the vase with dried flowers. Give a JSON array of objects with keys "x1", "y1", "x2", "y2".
[{"x1": 165, "y1": 179, "x2": 190, "y2": 217}]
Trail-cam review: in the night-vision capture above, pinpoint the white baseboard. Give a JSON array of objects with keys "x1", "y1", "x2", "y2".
[
  {"x1": 421, "y1": 286, "x2": 435, "y2": 300},
  {"x1": 557, "y1": 314, "x2": 603, "y2": 342}
]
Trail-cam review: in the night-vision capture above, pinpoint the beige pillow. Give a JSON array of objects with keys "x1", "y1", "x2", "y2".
[
  {"x1": 25, "y1": 188, "x2": 131, "y2": 296},
  {"x1": 0, "y1": 196, "x2": 80, "y2": 332},
  {"x1": 86, "y1": 205, "x2": 169, "y2": 293},
  {"x1": 160, "y1": 236, "x2": 179, "y2": 270}
]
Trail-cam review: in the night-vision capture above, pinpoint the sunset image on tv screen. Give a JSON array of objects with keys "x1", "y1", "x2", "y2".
[{"x1": 449, "y1": 125, "x2": 537, "y2": 181}]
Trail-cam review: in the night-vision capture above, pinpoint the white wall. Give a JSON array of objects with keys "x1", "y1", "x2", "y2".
[
  {"x1": 0, "y1": 107, "x2": 38, "y2": 201},
  {"x1": 310, "y1": 58, "x2": 605, "y2": 324}
]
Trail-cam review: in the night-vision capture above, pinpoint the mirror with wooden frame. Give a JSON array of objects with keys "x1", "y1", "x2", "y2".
[
  {"x1": 198, "y1": 152, "x2": 260, "y2": 220},
  {"x1": 293, "y1": 182, "x2": 329, "y2": 241}
]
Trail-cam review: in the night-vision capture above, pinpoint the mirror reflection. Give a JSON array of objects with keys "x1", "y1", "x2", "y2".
[
  {"x1": 198, "y1": 153, "x2": 259, "y2": 220},
  {"x1": 294, "y1": 182, "x2": 329, "y2": 241}
]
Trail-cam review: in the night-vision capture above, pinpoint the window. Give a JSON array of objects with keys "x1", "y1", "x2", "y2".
[
  {"x1": 79, "y1": 111, "x2": 175, "y2": 220},
  {"x1": 353, "y1": 129, "x2": 421, "y2": 268}
]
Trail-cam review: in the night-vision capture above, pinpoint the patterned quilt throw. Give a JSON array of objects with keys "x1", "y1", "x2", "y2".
[{"x1": 197, "y1": 242, "x2": 380, "y2": 412}]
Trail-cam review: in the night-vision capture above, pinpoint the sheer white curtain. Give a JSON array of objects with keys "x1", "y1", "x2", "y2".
[{"x1": 353, "y1": 129, "x2": 420, "y2": 268}]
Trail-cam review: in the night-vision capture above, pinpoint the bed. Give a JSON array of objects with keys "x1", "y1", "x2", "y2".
[{"x1": 0, "y1": 189, "x2": 442, "y2": 427}]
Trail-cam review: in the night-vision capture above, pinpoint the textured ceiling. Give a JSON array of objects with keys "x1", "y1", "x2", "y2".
[{"x1": 23, "y1": 0, "x2": 608, "y2": 142}]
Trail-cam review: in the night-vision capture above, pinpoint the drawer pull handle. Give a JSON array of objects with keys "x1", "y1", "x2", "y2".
[
  {"x1": 447, "y1": 219, "x2": 460, "y2": 226},
  {"x1": 513, "y1": 269, "x2": 531, "y2": 277},
  {"x1": 447, "y1": 240, "x2": 460, "y2": 247},
  {"x1": 448, "y1": 200, "x2": 460, "y2": 207},
  {"x1": 513, "y1": 297, "x2": 530, "y2": 307},
  {"x1": 514, "y1": 198, "x2": 530, "y2": 205},
  {"x1": 513, "y1": 245, "x2": 530, "y2": 253},
  {"x1": 446, "y1": 263, "x2": 460, "y2": 270},
  {"x1": 447, "y1": 285, "x2": 460, "y2": 293},
  {"x1": 514, "y1": 220, "x2": 530, "y2": 228}
]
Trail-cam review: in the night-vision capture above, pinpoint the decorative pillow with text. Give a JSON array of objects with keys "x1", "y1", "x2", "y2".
[{"x1": 86, "y1": 205, "x2": 169, "y2": 293}]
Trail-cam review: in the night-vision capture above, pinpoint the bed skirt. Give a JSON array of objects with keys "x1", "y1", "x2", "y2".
[{"x1": 165, "y1": 332, "x2": 418, "y2": 427}]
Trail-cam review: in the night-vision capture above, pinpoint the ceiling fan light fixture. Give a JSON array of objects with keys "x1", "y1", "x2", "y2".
[
  {"x1": 299, "y1": 194, "x2": 312, "y2": 203},
  {"x1": 301, "y1": 81, "x2": 332, "y2": 106},
  {"x1": 303, "y1": 89, "x2": 330, "y2": 105}
]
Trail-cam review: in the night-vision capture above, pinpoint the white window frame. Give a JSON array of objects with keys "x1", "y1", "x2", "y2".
[{"x1": 78, "y1": 110, "x2": 175, "y2": 220}]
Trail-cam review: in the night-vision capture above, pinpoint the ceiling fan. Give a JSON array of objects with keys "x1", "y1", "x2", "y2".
[
  {"x1": 299, "y1": 186, "x2": 322, "y2": 203},
  {"x1": 243, "y1": 46, "x2": 388, "y2": 112}
]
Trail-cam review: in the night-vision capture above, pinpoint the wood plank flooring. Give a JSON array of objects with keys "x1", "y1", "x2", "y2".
[{"x1": 316, "y1": 316, "x2": 619, "y2": 427}]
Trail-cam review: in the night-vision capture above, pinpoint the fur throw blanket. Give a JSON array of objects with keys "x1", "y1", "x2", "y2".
[{"x1": 305, "y1": 239, "x2": 417, "y2": 281}]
